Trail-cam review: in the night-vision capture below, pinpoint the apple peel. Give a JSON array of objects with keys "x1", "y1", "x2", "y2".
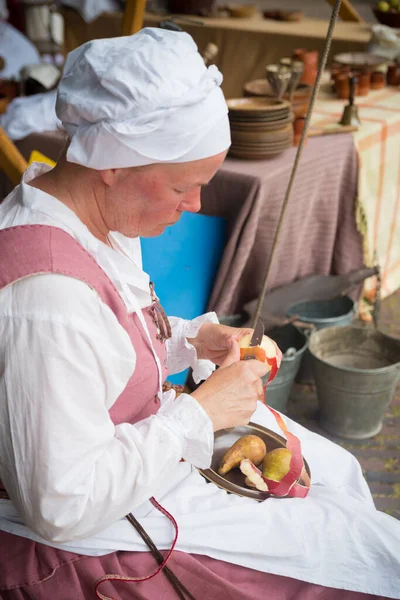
[
  {"x1": 263, "y1": 406, "x2": 311, "y2": 498},
  {"x1": 238, "y1": 333, "x2": 310, "y2": 499}
]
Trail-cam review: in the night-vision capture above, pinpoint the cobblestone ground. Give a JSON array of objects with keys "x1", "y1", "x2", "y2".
[{"x1": 286, "y1": 289, "x2": 400, "y2": 520}]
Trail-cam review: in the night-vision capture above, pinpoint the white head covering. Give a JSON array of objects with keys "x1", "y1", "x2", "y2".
[{"x1": 56, "y1": 28, "x2": 231, "y2": 169}]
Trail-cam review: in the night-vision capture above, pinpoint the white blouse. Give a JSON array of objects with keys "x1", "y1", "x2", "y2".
[
  {"x1": 0, "y1": 163, "x2": 216, "y2": 544},
  {"x1": 1, "y1": 170, "x2": 399, "y2": 600}
]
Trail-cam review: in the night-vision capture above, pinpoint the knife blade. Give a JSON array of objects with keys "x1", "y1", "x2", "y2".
[{"x1": 249, "y1": 318, "x2": 264, "y2": 347}]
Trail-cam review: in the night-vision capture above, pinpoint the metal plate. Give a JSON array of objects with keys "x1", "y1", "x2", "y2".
[
  {"x1": 198, "y1": 422, "x2": 311, "y2": 501},
  {"x1": 227, "y1": 97, "x2": 291, "y2": 114},
  {"x1": 244, "y1": 79, "x2": 312, "y2": 98},
  {"x1": 333, "y1": 52, "x2": 387, "y2": 68}
]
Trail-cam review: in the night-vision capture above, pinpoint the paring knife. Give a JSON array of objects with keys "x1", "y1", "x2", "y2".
[
  {"x1": 250, "y1": 317, "x2": 264, "y2": 347},
  {"x1": 241, "y1": 318, "x2": 265, "y2": 361}
]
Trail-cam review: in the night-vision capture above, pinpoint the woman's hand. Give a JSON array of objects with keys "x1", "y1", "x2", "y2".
[
  {"x1": 187, "y1": 322, "x2": 253, "y2": 365},
  {"x1": 191, "y1": 341, "x2": 268, "y2": 432}
]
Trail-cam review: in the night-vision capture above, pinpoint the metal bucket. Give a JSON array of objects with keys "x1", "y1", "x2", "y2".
[
  {"x1": 309, "y1": 326, "x2": 400, "y2": 440},
  {"x1": 287, "y1": 296, "x2": 355, "y2": 382},
  {"x1": 262, "y1": 324, "x2": 309, "y2": 413}
]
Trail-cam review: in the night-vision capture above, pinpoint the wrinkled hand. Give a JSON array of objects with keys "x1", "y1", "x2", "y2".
[
  {"x1": 191, "y1": 341, "x2": 269, "y2": 432},
  {"x1": 187, "y1": 322, "x2": 253, "y2": 365}
]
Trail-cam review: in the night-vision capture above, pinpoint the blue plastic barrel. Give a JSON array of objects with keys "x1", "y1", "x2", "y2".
[{"x1": 141, "y1": 212, "x2": 227, "y2": 385}]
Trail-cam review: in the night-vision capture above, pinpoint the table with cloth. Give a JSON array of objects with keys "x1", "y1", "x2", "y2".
[
  {"x1": 201, "y1": 83, "x2": 400, "y2": 316},
  {"x1": 201, "y1": 133, "x2": 363, "y2": 316},
  {"x1": 311, "y1": 80, "x2": 400, "y2": 298}
]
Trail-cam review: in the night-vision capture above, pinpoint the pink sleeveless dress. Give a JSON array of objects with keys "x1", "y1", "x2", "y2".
[{"x1": 0, "y1": 226, "x2": 383, "y2": 600}]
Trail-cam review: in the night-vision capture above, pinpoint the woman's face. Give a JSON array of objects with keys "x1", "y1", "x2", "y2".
[{"x1": 103, "y1": 151, "x2": 227, "y2": 238}]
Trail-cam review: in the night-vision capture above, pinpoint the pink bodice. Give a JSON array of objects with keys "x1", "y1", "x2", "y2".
[{"x1": 0, "y1": 224, "x2": 168, "y2": 427}]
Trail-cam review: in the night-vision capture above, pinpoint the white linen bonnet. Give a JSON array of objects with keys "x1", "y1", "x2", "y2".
[{"x1": 56, "y1": 28, "x2": 231, "y2": 169}]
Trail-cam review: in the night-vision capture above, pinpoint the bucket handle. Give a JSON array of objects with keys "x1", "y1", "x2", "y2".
[
  {"x1": 282, "y1": 347, "x2": 299, "y2": 362},
  {"x1": 291, "y1": 319, "x2": 315, "y2": 338}
]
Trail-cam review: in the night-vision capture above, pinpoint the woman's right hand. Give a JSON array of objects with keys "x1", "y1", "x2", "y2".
[{"x1": 191, "y1": 339, "x2": 269, "y2": 432}]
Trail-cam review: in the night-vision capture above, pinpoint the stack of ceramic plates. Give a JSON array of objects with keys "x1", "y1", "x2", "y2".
[
  {"x1": 227, "y1": 97, "x2": 293, "y2": 160},
  {"x1": 243, "y1": 79, "x2": 312, "y2": 119}
]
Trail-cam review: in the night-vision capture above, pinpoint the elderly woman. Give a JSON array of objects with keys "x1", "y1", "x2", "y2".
[{"x1": 0, "y1": 28, "x2": 399, "y2": 600}]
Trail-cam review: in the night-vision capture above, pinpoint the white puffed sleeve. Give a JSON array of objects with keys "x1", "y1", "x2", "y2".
[
  {"x1": 0, "y1": 274, "x2": 213, "y2": 544},
  {"x1": 166, "y1": 313, "x2": 219, "y2": 383}
]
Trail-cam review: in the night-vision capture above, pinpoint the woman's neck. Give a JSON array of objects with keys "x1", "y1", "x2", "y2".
[{"x1": 29, "y1": 163, "x2": 111, "y2": 246}]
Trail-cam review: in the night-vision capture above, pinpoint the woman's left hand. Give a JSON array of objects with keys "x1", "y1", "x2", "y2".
[{"x1": 187, "y1": 322, "x2": 253, "y2": 365}]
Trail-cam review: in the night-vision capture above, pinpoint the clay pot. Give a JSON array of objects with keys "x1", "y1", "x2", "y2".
[
  {"x1": 387, "y1": 63, "x2": 400, "y2": 87},
  {"x1": 370, "y1": 71, "x2": 386, "y2": 90},
  {"x1": 330, "y1": 63, "x2": 342, "y2": 82},
  {"x1": 293, "y1": 49, "x2": 319, "y2": 87},
  {"x1": 293, "y1": 116, "x2": 307, "y2": 147},
  {"x1": 293, "y1": 48, "x2": 307, "y2": 62},
  {"x1": 330, "y1": 65, "x2": 349, "y2": 91},
  {"x1": 335, "y1": 73, "x2": 370, "y2": 99},
  {"x1": 302, "y1": 68, "x2": 318, "y2": 86},
  {"x1": 335, "y1": 74, "x2": 351, "y2": 100},
  {"x1": 355, "y1": 71, "x2": 370, "y2": 97},
  {"x1": 285, "y1": 83, "x2": 312, "y2": 118},
  {"x1": 303, "y1": 50, "x2": 319, "y2": 68}
]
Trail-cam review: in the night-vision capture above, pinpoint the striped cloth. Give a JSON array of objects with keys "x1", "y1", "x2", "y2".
[{"x1": 312, "y1": 80, "x2": 400, "y2": 299}]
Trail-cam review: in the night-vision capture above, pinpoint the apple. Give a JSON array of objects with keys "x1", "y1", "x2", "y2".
[
  {"x1": 377, "y1": 1, "x2": 390, "y2": 11},
  {"x1": 238, "y1": 333, "x2": 282, "y2": 384}
]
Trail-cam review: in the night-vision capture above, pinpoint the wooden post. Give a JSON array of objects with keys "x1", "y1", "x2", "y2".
[
  {"x1": 122, "y1": 0, "x2": 147, "y2": 36},
  {"x1": 0, "y1": 127, "x2": 28, "y2": 187},
  {"x1": 326, "y1": 0, "x2": 364, "y2": 22}
]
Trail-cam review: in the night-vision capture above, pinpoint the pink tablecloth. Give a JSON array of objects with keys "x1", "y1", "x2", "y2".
[{"x1": 201, "y1": 133, "x2": 364, "y2": 316}]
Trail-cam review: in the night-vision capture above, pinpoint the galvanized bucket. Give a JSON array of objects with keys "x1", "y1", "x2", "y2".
[
  {"x1": 287, "y1": 296, "x2": 355, "y2": 382},
  {"x1": 262, "y1": 324, "x2": 308, "y2": 413},
  {"x1": 309, "y1": 326, "x2": 400, "y2": 440}
]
